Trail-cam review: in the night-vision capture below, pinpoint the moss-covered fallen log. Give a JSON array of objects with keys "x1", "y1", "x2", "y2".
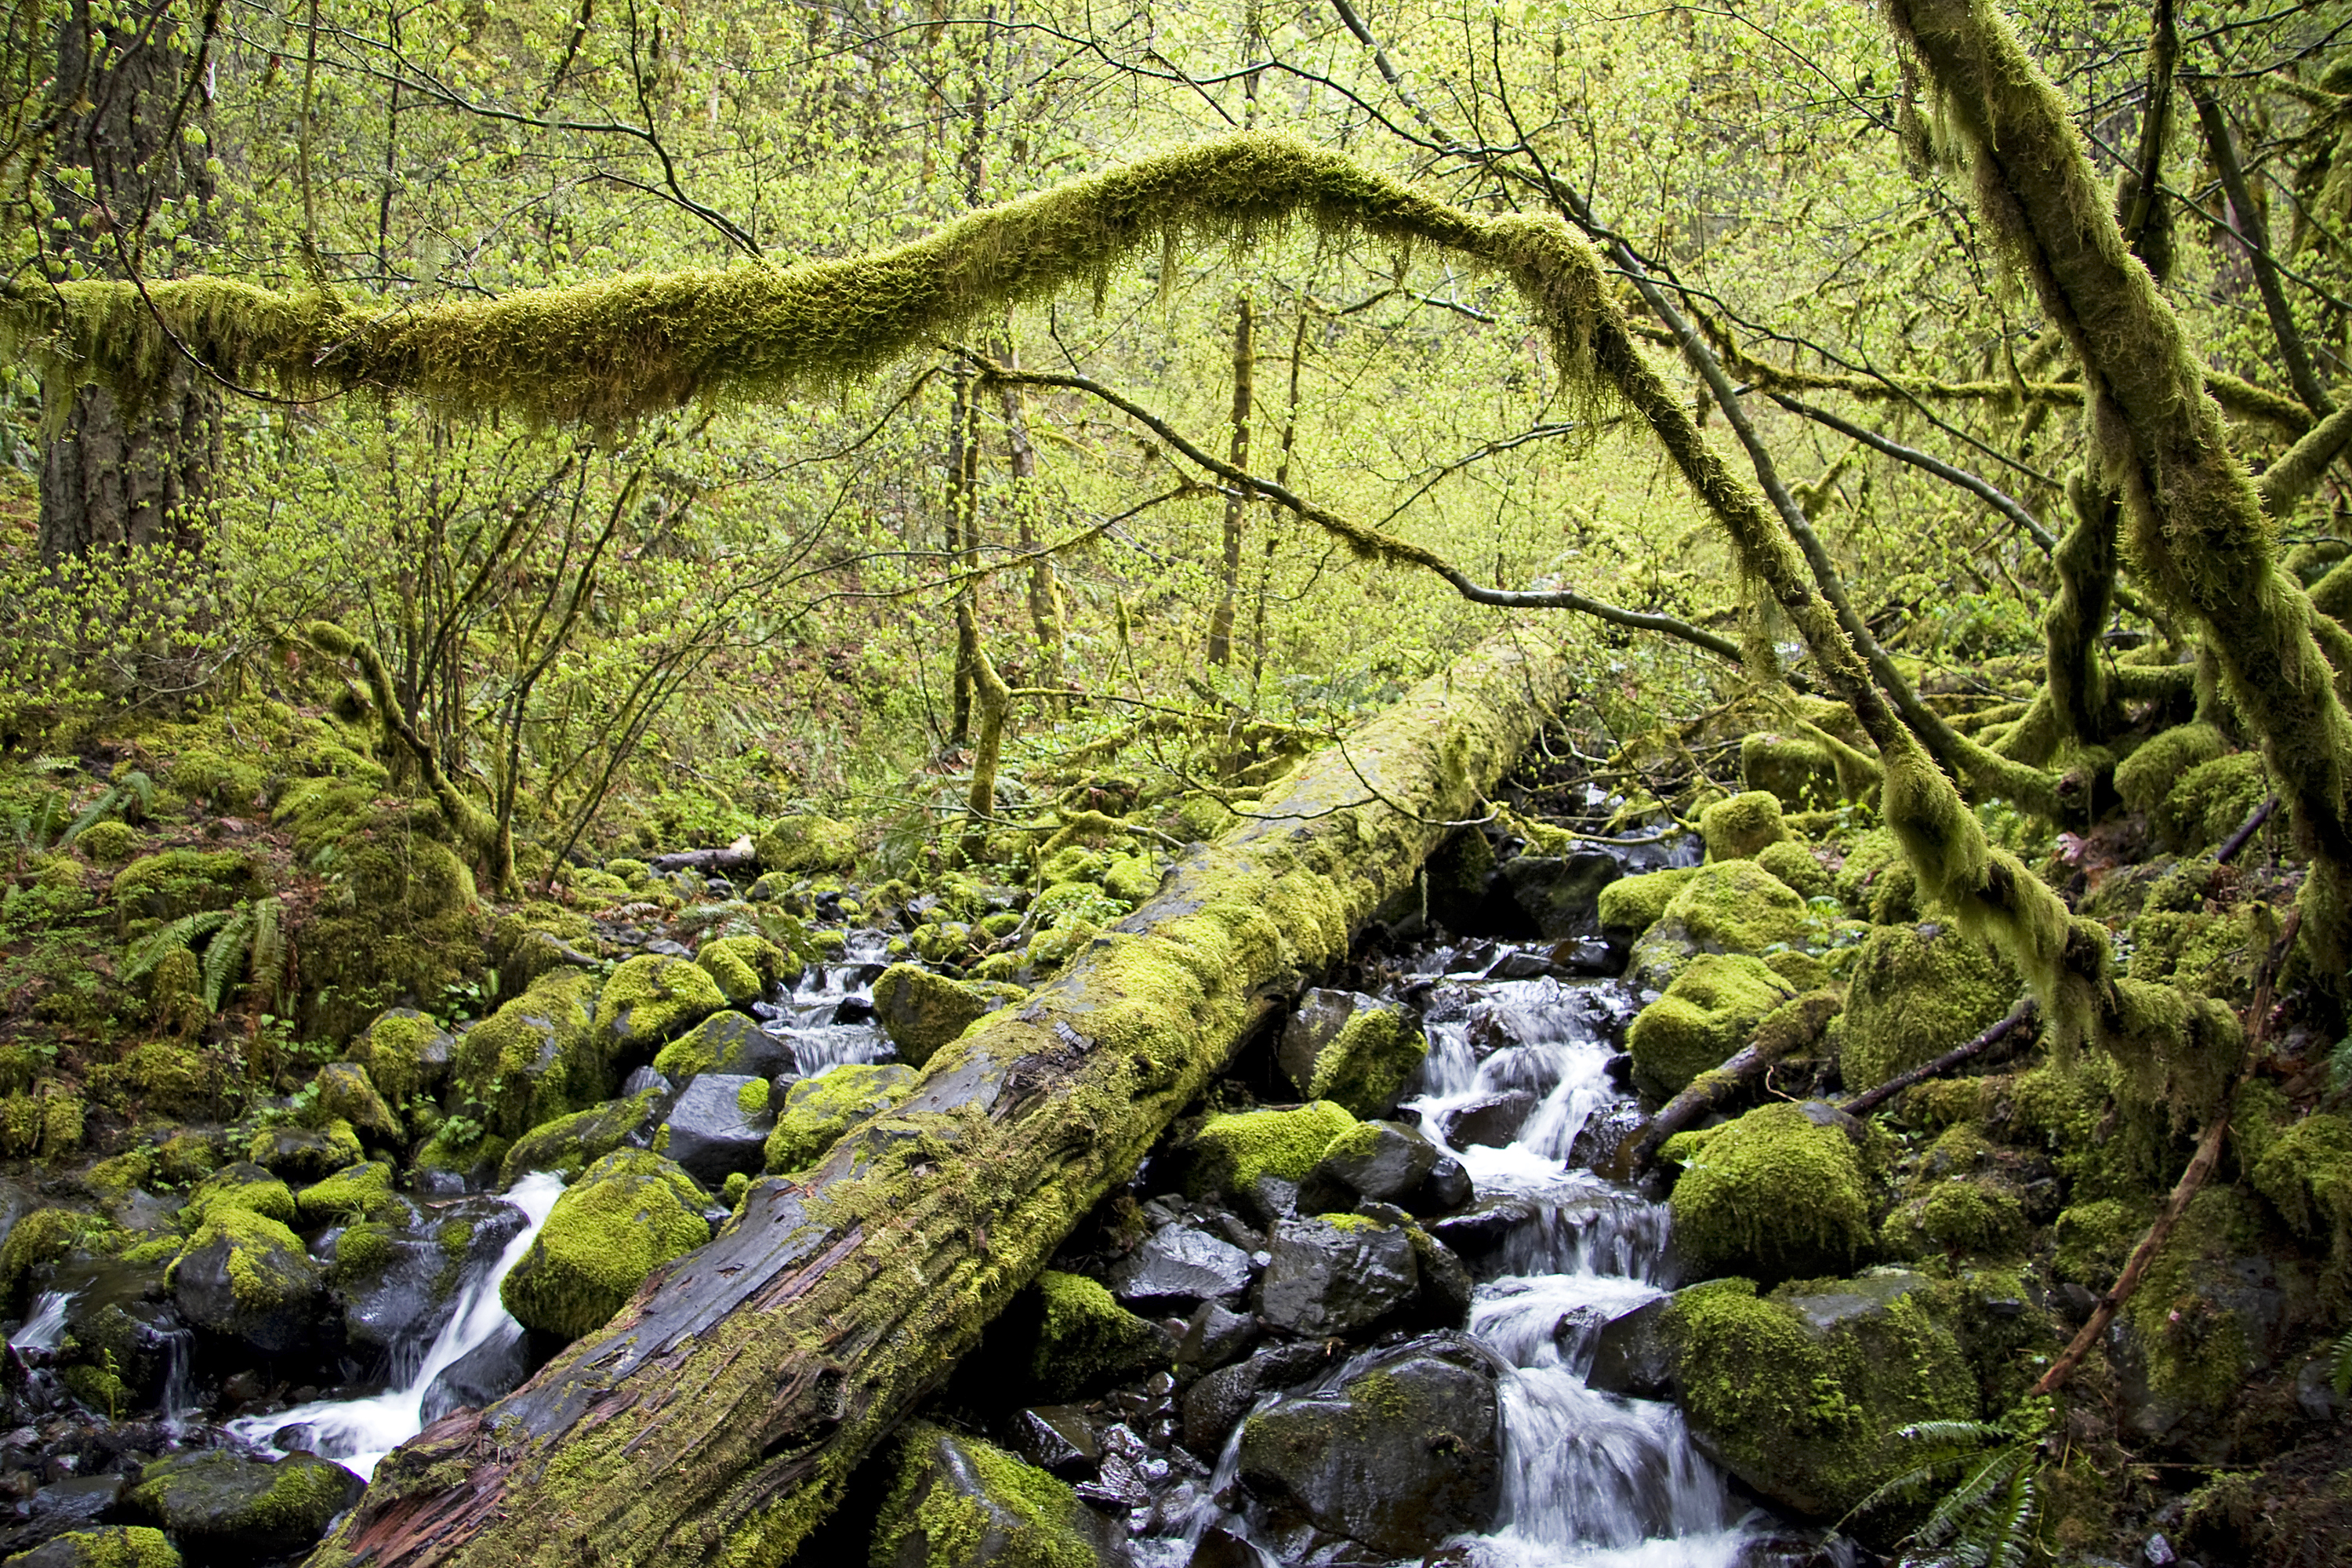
[{"x1": 309, "y1": 626, "x2": 1574, "y2": 1568}]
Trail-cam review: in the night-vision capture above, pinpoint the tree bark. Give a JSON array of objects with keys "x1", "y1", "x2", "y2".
[
  {"x1": 992, "y1": 340, "x2": 1064, "y2": 694},
  {"x1": 315, "y1": 626, "x2": 1577, "y2": 1568},
  {"x1": 1206, "y1": 297, "x2": 1253, "y2": 667}
]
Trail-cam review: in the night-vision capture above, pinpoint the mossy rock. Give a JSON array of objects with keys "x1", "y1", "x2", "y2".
[
  {"x1": 498, "y1": 1088, "x2": 670, "y2": 1187},
  {"x1": 761, "y1": 1063, "x2": 918, "y2": 1174},
  {"x1": 499, "y1": 1149, "x2": 710, "y2": 1342},
  {"x1": 294, "y1": 1160, "x2": 397, "y2": 1225},
  {"x1": 1101, "y1": 852, "x2": 1161, "y2": 907},
  {"x1": 2126, "y1": 905, "x2": 2268, "y2": 1004},
  {"x1": 1700, "y1": 790, "x2": 1787, "y2": 862},
  {"x1": 169, "y1": 1207, "x2": 325, "y2": 1353},
  {"x1": 310, "y1": 1062, "x2": 402, "y2": 1143},
  {"x1": 109, "y1": 849, "x2": 266, "y2": 930},
  {"x1": 1595, "y1": 866, "x2": 1699, "y2": 940},
  {"x1": 651, "y1": 1011, "x2": 794, "y2": 1083},
  {"x1": 1741, "y1": 731, "x2": 1839, "y2": 810},
  {"x1": 695, "y1": 935, "x2": 793, "y2": 1007},
  {"x1": 1662, "y1": 1272, "x2": 1976, "y2": 1519},
  {"x1": 113, "y1": 1041, "x2": 230, "y2": 1118},
  {"x1": 2, "y1": 1526, "x2": 181, "y2": 1568},
  {"x1": 74, "y1": 821, "x2": 142, "y2": 869},
  {"x1": 1831, "y1": 828, "x2": 1914, "y2": 923},
  {"x1": 126, "y1": 1449, "x2": 362, "y2": 1556},
  {"x1": 873, "y1": 1422, "x2": 1102, "y2": 1568},
  {"x1": 1024, "y1": 1269, "x2": 1168, "y2": 1400},
  {"x1": 0, "y1": 1208, "x2": 115, "y2": 1312},
  {"x1": 754, "y1": 816, "x2": 858, "y2": 876},
  {"x1": 871, "y1": 964, "x2": 996, "y2": 1067},
  {"x1": 1185, "y1": 1101, "x2": 1356, "y2": 1198},
  {"x1": 1754, "y1": 840, "x2": 1830, "y2": 900},
  {"x1": 2251, "y1": 1112, "x2": 2352, "y2": 1283},
  {"x1": 1882, "y1": 1177, "x2": 2025, "y2": 1259},
  {"x1": 244, "y1": 1119, "x2": 364, "y2": 1182},
  {"x1": 488, "y1": 902, "x2": 600, "y2": 992},
  {"x1": 596, "y1": 954, "x2": 727, "y2": 1062},
  {"x1": 1832, "y1": 922, "x2": 2013, "y2": 1091},
  {"x1": 1666, "y1": 1102, "x2": 1876, "y2": 1282},
  {"x1": 2152, "y1": 753, "x2": 2268, "y2": 853},
  {"x1": 1625, "y1": 954, "x2": 1798, "y2": 1098},
  {"x1": 452, "y1": 968, "x2": 604, "y2": 1140},
  {"x1": 1297, "y1": 1000, "x2": 1428, "y2": 1120},
  {"x1": 349, "y1": 1007, "x2": 456, "y2": 1107},
  {"x1": 296, "y1": 833, "x2": 486, "y2": 1042},
  {"x1": 2114, "y1": 723, "x2": 2227, "y2": 815},
  {"x1": 181, "y1": 1162, "x2": 298, "y2": 1227},
  {"x1": 1625, "y1": 860, "x2": 1812, "y2": 993}
]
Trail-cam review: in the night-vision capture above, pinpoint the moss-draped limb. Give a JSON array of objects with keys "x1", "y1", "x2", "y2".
[
  {"x1": 960, "y1": 641, "x2": 1012, "y2": 866},
  {"x1": 1885, "y1": 0, "x2": 2352, "y2": 982},
  {"x1": 2257, "y1": 402, "x2": 2352, "y2": 521},
  {"x1": 308, "y1": 626, "x2": 1577, "y2": 1568},
  {"x1": 2045, "y1": 474, "x2": 2123, "y2": 750},
  {"x1": 303, "y1": 621, "x2": 508, "y2": 889}
]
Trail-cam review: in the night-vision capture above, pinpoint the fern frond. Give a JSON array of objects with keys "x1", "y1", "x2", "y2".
[
  {"x1": 1980, "y1": 1464, "x2": 2038, "y2": 1568},
  {"x1": 116, "y1": 771, "x2": 154, "y2": 818},
  {"x1": 202, "y1": 904, "x2": 257, "y2": 1012},
  {"x1": 1918, "y1": 1446, "x2": 2030, "y2": 1549},
  {"x1": 29, "y1": 756, "x2": 79, "y2": 775},
  {"x1": 60, "y1": 786, "x2": 122, "y2": 846},
  {"x1": 245, "y1": 897, "x2": 284, "y2": 1009},
  {"x1": 2332, "y1": 1326, "x2": 2352, "y2": 1399},
  {"x1": 123, "y1": 909, "x2": 230, "y2": 983},
  {"x1": 26, "y1": 789, "x2": 71, "y2": 850}
]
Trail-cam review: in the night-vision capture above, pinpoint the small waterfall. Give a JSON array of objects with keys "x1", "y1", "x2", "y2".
[
  {"x1": 228, "y1": 1171, "x2": 565, "y2": 1480},
  {"x1": 9, "y1": 1291, "x2": 73, "y2": 1352}
]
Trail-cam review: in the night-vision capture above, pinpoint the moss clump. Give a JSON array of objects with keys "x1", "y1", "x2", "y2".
[
  {"x1": 1627, "y1": 860, "x2": 1813, "y2": 991},
  {"x1": 1668, "y1": 1104, "x2": 1875, "y2": 1281},
  {"x1": 114, "y1": 1040, "x2": 226, "y2": 1116},
  {"x1": 2250, "y1": 1112, "x2": 2352, "y2": 1287},
  {"x1": 1185, "y1": 1100, "x2": 1356, "y2": 1197},
  {"x1": 172, "y1": 1207, "x2": 320, "y2": 1330},
  {"x1": 1662, "y1": 1275, "x2": 1977, "y2": 1519},
  {"x1": 2126, "y1": 905, "x2": 2267, "y2": 1004},
  {"x1": 1755, "y1": 840, "x2": 1831, "y2": 900},
  {"x1": 871, "y1": 964, "x2": 995, "y2": 1067},
  {"x1": 1742, "y1": 731, "x2": 1840, "y2": 809},
  {"x1": 2053, "y1": 1198, "x2": 2146, "y2": 1289},
  {"x1": 499, "y1": 1087, "x2": 670, "y2": 1187},
  {"x1": 2114, "y1": 724, "x2": 2227, "y2": 815},
  {"x1": 295, "y1": 832, "x2": 486, "y2": 1043},
  {"x1": 452, "y1": 968, "x2": 604, "y2": 1139},
  {"x1": 310, "y1": 1062, "x2": 401, "y2": 1142},
  {"x1": 1626, "y1": 953, "x2": 1799, "y2": 1098},
  {"x1": 754, "y1": 816, "x2": 858, "y2": 876},
  {"x1": 499, "y1": 1149, "x2": 710, "y2": 1342},
  {"x1": 873, "y1": 1424, "x2": 1098, "y2": 1568},
  {"x1": 761, "y1": 1063, "x2": 918, "y2": 1174},
  {"x1": 1885, "y1": 1178, "x2": 2024, "y2": 1258},
  {"x1": 696, "y1": 935, "x2": 792, "y2": 1007},
  {"x1": 1831, "y1": 827, "x2": 1915, "y2": 922},
  {"x1": 108, "y1": 849, "x2": 264, "y2": 930},
  {"x1": 1595, "y1": 866, "x2": 1700, "y2": 937},
  {"x1": 1028, "y1": 1270, "x2": 1166, "y2": 1399},
  {"x1": 295, "y1": 1160, "x2": 397, "y2": 1225},
  {"x1": 736, "y1": 1078, "x2": 771, "y2": 1116},
  {"x1": 1834, "y1": 923, "x2": 2013, "y2": 1091},
  {"x1": 9, "y1": 1526, "x2": 181, "y2": 1568},
  {"x1": 75, "y1": 819, "x2": 141, "y2": 868},
  {"x1": 125, "y1": 1450, "x2": 360, "y2": 1554},
  {"x1": 2117, "y1": 1187, "x2": 2287, "y2": 1415},
  {"x1": 0, "y1": 1208, "x2": 114, "y2": 1309},
  {"x1": 2152, "y1": 753, "x2": 2268, "y2": 852},
  {"x1": 244, "y1": 1117, "x2": 363, "y2": 1181},
  {"x1": 595, "y1": 954, "x2": 726, "y2": 1061},
  {"x1": 1700, "y1": 790, "x2": 1787, "y2": 862},
  {"x1": 349, "y1": 1007, "x2": 456, "y2": 1105},
  {"x1": 1304, "y1": 1007, "x2": 1428, "y2": 1119},
  {"x1": 180, "y1": 1163, "x2": 299, "y2": 1227},
  {"x1": 488, "y1": 902, "x2": 599, "y2": 992}
]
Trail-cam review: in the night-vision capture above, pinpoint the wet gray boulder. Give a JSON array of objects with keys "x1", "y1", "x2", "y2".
[
  {"x1": 660, "y1": 1011, "x2": 798, "y2": 1081},
  {"x1": 1501, "y1": 850, "x2": 1623, "y2": 939},
  {"x1": 1005, "y1": 1405, "x2": 1099, "y2": 1479},
  {"x1": 1176, "y1": 1301, "x2": 1260, "y2": 1374},
  {"x1": 1275, "y1": 991, "x2": 1425, "y2": 1118},
  {"x1": 1439, "y1": 1090, "x2": 1537, "y2": 1149},
  {"x1": 499, "y1": 1088, "x2": 672, "y2": 1187},
  {"x1": 1107, "y1": 1225, "x2": 1254, "y2": 1309},
  {"x1": 421, "y1": 1320, "x2": 532, "y2": 1423},
  {"x1": 334, "y1": 1195, "x2": 531, "y2": 1356},
  {"x1": 1295, "y1": 1120, "x2": 1465, "y2": 1217},
  {"x1": 126, "y1": 1450, "x2": 362, "y2": 1559},
  {"x1": 658, "y1": 1074, "x2": 775, "y2": 1189},
  {"x1": 1256, "y1": 1214, "x2": 1419, "y2": 1338},
  {"x1": 1237, "y1": 1332, "x2": 1502, "y2": 1557},
  {"x1": 870, "y1": 965, "x2": 995, "y2": 1067},
  {"x1": 0, "y1": 1479, "x2": 125, "y2": 1556},
  {"x1": 1586, "y1": 1295, "x2": 1673, "y2": 1399},
  {"x1": 1181, "y1": 1341, "x2": 1341, "y2": 1454},
  {"x1": 172, "y1": 1215, "x2": 325, "y2": 1357}
]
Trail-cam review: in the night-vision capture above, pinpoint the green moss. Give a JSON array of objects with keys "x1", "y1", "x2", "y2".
[
  {"x1": 697, "y1": 935, "x2": 791, "y2": 1007},
  {"x1": 1595, "y1": 866, "x2": 1699, "y2": 935},
  {"x1": 1662, "y1": 1276, "x2": 1976, "y2": 1518},
  {"x1": 2103, "y1": 975, "x2": 2244, "y2": 1131},
  {"x1": 1028, "y1": 1270, "x2": 1166, "y2": 1399},
  {"x1": 1885, "y1": 1178, "x2": 2024, "y2": 1258},
  {"x1": 452, "y1": 967, "x2": 604, "y2": 1139},
  {"x1": 2053, "y1": 1198, "x2": 2147, "y2": 1289},
  {"x1": 1628, "y1": 859, "x2": 1814, "y2": 990},
  {"x1": 499, "y1": 1149, "x2": 710, "y2": 1342},
  {"x1": 296, "y1": 1161, "x2": 397, "y2": 1225},
  {"x1": 2126, "y1": 905, "x2": 2268, "y2": 1004},
  {"x1": 488, "y1": 903, "x2": 600, "y2": 993},
  {"x1": 1701, "y1": 790, "x2": 1788, "y2": 862},
  {"x1": 1742, "y1": 731, "x2": 1841, "y2": 809},
  {"x1": 1755, "y1": 840, "x2": 1831, "y2": 900},
  {"x1": 2250, "y1": 1112, "x2": 2352, "y2": 1288},
  {"x1": 754, "y1": 817, "x2": 858, "y2": 876},
  {"x1": 127, "y1": 1450, "x2": 357, "y2": 1548},
  {"x1": 107, "y1": 1039, "x2": 222, "y2": 1121},
  {"x1": 1834, "y1": 922, "x2": 2013, "y2": 1091},
  {"x1": 1304, "y1": 1007, "x2": 1428, "y2": 1118},
  {"x1": 176, "y1": 1206, "x2": 317, "y2": 1316},
  {"x1": 310, "y1": 1062, "x2": 401, "y2": 1142},
  {"x1": 181, "y1": 1163, "x2": 299, "y2": 1227},
  {"x1": 2118, "y1": 1187, "x2": 2281, "y2": 1411},
  {"x1": 296, "y1": 833, "x2": 486, "y2": 1043},
  {"x1": 596, "y1": 954, "x2": 726, "y2": 1059},
  {"x1": 1186, "y1": 1100, "x2": 1356, "y2": 1196},
  {"x1": 761, "y1": 1063, "x2": 918, "y2": 1174},
  {"x1": 737, "y1": 1079, "x2": 771, "y2": 1116},
  {"x1": 3, "y1": 1526, "x2": 181, "y2": 1568},
  {"x1": 108, "y1": 849, "x2": 263, "y2": 931},
  {"x1": 349, "y1": 1008, "x2": 453, "y2": 1106},
  {"x1": 1668, "y1": 1103, "x2": 1875, "y2": 1281},
  {"x1": 873, "y1": 1424, "x2": 1098, "y2": 1568},
  {"x1": 1626, "y1": 953, "x2": 1799, "y2": 1098},
  {"x1": 1101, "y1": 853, "x2": 1160, "y2": 906},
  {"x1": 497, "y1": 1088, "x2": 670, "y2": 1186},
  {"x1": 871, "y1": 964, "x2": 995, "y2": 1068},
  {"x1": 1831, "y1": 827, "x2": 1915, "y2": 922},
  {"x1": 2114, "y1": 724, "x2": 2227, "y2": 815},
  {"x1": 245, "y1": 1117, "x2": 363, "y2": 1180},
  {"x1": 2152, "y1": 753, "x2": 2269, "y2": 852},
  {"x1": 0, "y1": 1208, "x2": 114, "y2": 1309},
  {"x1": 74, "y1": 819, "x2": 140, "y2": 868}
]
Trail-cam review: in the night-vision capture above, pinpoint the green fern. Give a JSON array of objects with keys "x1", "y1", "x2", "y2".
[
  {"x1": 202, "y1": 903, "x2": 258, "y2": 1012},
  {"x1": 122, "y1": 909, "x2": 231, "y2": 984},
  {"x1": 245, "y1": 897, "x2": 285, "y2": 1010},
  {"x1": 58, "y1": 770, "x2": 157, "y2": 847},
  {"x1": 2330, "y1": 1327, "x2": 2352, "y2": 1399},
  {"x1": 1850, "y1": 1408, "x2": 2052, "y2": 1568}
]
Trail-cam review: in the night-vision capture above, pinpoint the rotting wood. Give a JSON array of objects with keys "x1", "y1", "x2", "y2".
[{"x1": 310, "y1": 625, "x2": 1577, "y2": 1568}]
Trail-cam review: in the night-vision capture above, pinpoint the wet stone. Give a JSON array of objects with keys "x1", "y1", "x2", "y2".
[
  {"x1": 1175, "y1": 1301, "x2": 1259, "y2": 1374},
  {"x1": 1585, "y1": 1296, "x2": 1673, "y2": 1399},
  {"x1": 125, "y1": 1450, "x2": 362, "y2": 1559},
  {"x1": 1256, "y1": 1215, "x2": 1418, "y2": 1338},
  {"x1": 1108, "y1": 1225, "x2": 1254, "y2": 1309},
  {"x1": 1179, "y1": 1341, "x2": 1338, "y2": 1456},
  {"x1": 1427, "y1": 1195, "x2": 1537, "y2": 1258},
  {"x1": 421, "y1": 1321, "x2": 532, "y2": 1424},
  {"x1": 1438, "y1": 1090, "x2": 1537, "y2": 1149},
  {"x1": 658, "y1": 1074, "x2": 775, "y2": 1189},
  {"x1": 1006, "y1": 1406, "x2": 1098, "y2": 1480},
  {"x1": 1295, "y1": 1122, "x2": 1437, "y2": 1216},
  {"x1": 0, "y1": 1477, "x2": 123, "y2": 1555}
]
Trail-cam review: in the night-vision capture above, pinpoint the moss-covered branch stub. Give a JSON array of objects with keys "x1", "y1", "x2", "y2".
[
  {"x1": 1883, "y1": 0, "x2": 2352, "y2": 983},
  {"x1": 312, "y1": 626, "x2": 1576, "y2": 1568}
]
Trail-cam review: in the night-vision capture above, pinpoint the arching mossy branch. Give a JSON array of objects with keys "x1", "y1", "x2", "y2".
[{"x1": 1886, "y1": 0, "x2": 2352, "y2": 985}]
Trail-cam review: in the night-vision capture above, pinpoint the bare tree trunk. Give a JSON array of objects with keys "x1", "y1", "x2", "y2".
[
  {"x1": 314, "y1": 627, "x2": 1578, "y2": 1568},
  {"x1": 946, "y1": 368, "x2": 980, "y2": 746},
  {"x1": 993, "y1": 339, "x2": 1065, "y2": 694},
  {"x1": 1206, "y1": 297, "x2": 1254, "y2": 668}
]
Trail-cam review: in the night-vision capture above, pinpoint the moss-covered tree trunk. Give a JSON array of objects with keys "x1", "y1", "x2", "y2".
[{"x1": 315, "y1": 625, "x2": 1574, "y2": 1568}]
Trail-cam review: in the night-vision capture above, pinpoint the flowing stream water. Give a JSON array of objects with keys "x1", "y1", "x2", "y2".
[{"x1": 227, "y1": 1171, "x2": 566, "y2": 1481}]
